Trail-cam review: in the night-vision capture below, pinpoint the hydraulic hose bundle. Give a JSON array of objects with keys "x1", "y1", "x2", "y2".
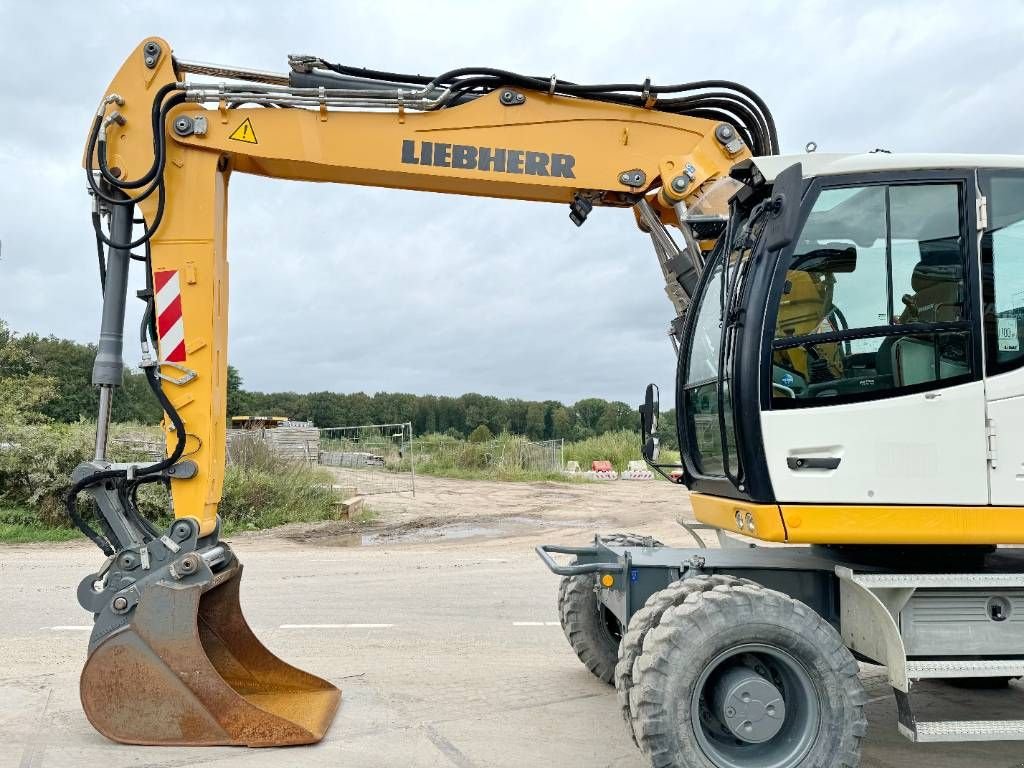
[
  {"x1": 296, "y1": 60, "x2": 780, "y2": 156},
  {"x1": 68, "y1": 83, "x2": 189, "y2": 554}
]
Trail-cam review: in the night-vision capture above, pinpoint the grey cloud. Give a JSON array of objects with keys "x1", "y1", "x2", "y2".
[{"x1": 2, "y1": 0, "x2": 1022, "y2": 406}]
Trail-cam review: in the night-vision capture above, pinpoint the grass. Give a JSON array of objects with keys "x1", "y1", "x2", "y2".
[
  {"x1": 562, "y1": 430, "x2": 680, "y2": 476},
  {"x1": 350, "y1": 505, "x2": 379, "y2": 525},
  {"x1": 0, "y1": 505, "x2": 79, "y2": 543},
  {"x1": 409, "y1": 432, "x2": 570, "y2": 482},
  {"x1": 408, "y1": 430, "x2": 677, "y2": 482},
  {"x1": 0, "y1": 521, "x2": 80, "y2": 543},
  {"x1": 0, "y1": 435, "x2": 345, "y2": 544},
  {"x1": 414, "y1": 465, "x2": 574, "y2": 482},
  {"x1": 215, "y1": 436, "x2": 341, "y2": 533},
  {"x1": 563, "y1": 430, "x2": 676, "y2": 469}
]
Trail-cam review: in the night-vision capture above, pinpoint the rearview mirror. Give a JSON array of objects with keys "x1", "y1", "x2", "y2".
[
  {"x1": 763, "y1": 162, "x2": 803, "y2": 252},
  {"x1": 643, "y1": 435, "x2": 660, "y2": 463},
  {"x1": 639, "y1": 383, "x2": 660, "y2": 462}
]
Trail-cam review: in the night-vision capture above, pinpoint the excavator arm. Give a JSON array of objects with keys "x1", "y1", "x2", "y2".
[{"x1": 72, "y1": 37, "x2": 775, "y2": 747}]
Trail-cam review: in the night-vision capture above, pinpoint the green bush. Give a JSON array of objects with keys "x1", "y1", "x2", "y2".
[
  {"x1": 467, "y1": 424, "x2": 493, "y2": 443},
  {"x1": 410, "y1": 431, "x2": 561, "y2": 480},
  {"x1": 563, "y1": 429, "x2": 680, "y2": 472},
  {"x1": 0, "y1": 422, "x2": 338, "y2": 536},
  {"x1": 407, "y1": 430, "x2": 683, "y2": 481},
  {"x1": 219, "y1": 432, "x2": 337, "y2": 531},
  {"x1": 0, "y1": 421, "x2": 161, "y2": 527},
  {"x1": 563, "y1": 430, "x2": 644, "y2": 471}
]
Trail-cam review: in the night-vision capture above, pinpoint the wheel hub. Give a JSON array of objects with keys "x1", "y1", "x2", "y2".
[
  {"x1": 692, "y1": 644, "x2": 821, "y2": 768},
  {"x1": 713, "y1": 666, "x2": 786, "y2": 743}
]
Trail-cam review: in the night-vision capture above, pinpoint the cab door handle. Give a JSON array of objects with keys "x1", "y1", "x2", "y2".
[{"x1": 787, "y1": 456, "x2": 841, "y2": 470}]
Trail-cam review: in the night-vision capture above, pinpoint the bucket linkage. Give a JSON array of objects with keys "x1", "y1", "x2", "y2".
[{"x1": 76, "y1": 512, "x2": 340, "y2": 746}]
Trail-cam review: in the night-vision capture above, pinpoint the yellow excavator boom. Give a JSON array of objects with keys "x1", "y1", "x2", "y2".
[
  {"x1": 70, "y1": 37, "x2": 773, "y2": 748},
  {"x1": 93, "y1": 37, "x2": 758, "y2": 538}
]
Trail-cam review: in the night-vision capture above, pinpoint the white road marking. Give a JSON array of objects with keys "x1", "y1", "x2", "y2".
[
  {"x1": 48, "y1": 626, "x2": 92, "y2": 631},
  {"x1": 512, "y1": 621, "x2": 561, "y2": 627},
  {"x1": 279, "y1": 623, "x2": 394, "y2": 629},
  {"x1": 307, "y1": 558, "x2": 510, "y2": 564}
]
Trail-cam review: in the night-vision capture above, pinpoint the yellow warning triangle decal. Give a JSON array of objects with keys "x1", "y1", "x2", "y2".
[{"x1": 228, "y1": 118, "x2": 258, "y2": 144}]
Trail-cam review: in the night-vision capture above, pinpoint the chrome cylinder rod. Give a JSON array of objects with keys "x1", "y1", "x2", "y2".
[
  {"x1": 94, "y1": 387, "x2": 113, "y2": 462},
  {"x1": 91, "y1": 198, "x2": 134, "y2": 462}
]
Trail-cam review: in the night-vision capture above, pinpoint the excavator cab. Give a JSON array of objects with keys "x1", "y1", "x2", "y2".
[
  {"x1": 675, "y1": 153, "x2": 1023, "y2": 540},
  {"x1": 542, "y1": 156, "x2": 1024, "y2": 766}
]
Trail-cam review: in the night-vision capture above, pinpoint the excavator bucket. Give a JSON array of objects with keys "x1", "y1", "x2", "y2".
[{"x1": 80, "y1": 560, "x2": 340, "y2": 746}]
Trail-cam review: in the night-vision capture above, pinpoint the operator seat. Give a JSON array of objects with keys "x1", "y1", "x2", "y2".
[
  {"x1": 878, "y1": 238, "x2": 965, "y2": 386},
  {"x1": 898, "y1": 239, "x2": 964, "y2": 324}
]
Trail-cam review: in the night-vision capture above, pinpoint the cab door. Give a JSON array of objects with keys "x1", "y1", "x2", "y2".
[
  {"x1": 980, "y1": 170, "x2": 1024, "y2": 506},
  {"x1": 759, "y1": 175, "x2": 989, "y2": 506}
]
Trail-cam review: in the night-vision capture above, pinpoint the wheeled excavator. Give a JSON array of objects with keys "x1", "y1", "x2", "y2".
[{"x1": 74, "y1": 37, "x2": 1024, "y2": 767}]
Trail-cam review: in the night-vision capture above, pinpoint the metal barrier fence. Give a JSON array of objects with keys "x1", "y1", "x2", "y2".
[
  {"x1": 512, "y1": 438, "x2": 564, "y2": 473},
  {"x1": 319, "y1": 422, "x2": 415, "y2": 496}
]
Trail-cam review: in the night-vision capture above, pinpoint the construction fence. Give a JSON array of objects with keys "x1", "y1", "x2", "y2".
[
  {"x1": 319, "y1": 422, "x2": 416, "y2": 495},
  {"x1": 317, "y1": 428, "x2": 564, "y2": 495},
  {"x1": 224, "y1": 421, "x2": 568, "y2": 497}
]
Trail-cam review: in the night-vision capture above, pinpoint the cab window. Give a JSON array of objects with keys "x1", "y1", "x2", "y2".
[
  {"x1": 980, "y1": 172, "x2": 1024, "y2": 374},
  {"x1": 771, "y1": 182, "x2": 972, "y2": 405}
]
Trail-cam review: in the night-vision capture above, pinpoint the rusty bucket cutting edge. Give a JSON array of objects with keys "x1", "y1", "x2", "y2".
[{"x1": 80, "y1": 561, "x2": 341, "y2": 746}]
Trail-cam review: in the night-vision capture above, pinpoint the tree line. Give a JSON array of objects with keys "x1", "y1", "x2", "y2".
[
  {"x1": 230, "y1": 369, "x2": 681, "y2": 445},
  {"x1": 2, "y1": 320, "x2": 679, "y2": 448}
]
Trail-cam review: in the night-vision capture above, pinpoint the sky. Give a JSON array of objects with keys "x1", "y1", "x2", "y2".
[{"x1": 2, "y1": 1, "x2": 1023, "y2": 406}]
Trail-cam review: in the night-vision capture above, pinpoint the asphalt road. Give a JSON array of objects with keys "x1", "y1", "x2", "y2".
[{"x1": 3, "y1": 488, "x2": 1024, "y2": 767}]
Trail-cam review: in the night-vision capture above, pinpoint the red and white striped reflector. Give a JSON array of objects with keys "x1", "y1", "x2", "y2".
[{"x1": 154, "y1": 269, "x2": 186, "y2": 363}]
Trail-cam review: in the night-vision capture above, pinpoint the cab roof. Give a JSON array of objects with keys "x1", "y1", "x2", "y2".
[{"x1": 749, "y1": 152, "x2": 1024, "y2": 182}]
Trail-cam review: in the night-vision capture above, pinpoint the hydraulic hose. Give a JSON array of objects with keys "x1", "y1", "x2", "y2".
[{"x1": 316, "y1": 60, "x2": 779, "y2": 155}]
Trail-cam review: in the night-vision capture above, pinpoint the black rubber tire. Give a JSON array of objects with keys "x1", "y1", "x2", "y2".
[
  {"x1": 630, "y1": 579, "x2": 867, "y2": 768},
  {"x1": 557, "y1": 533, "x2": 662, "y2": 684},
  {"x1": 615, "y1": 574, "x2": 755, "y2": 744}
]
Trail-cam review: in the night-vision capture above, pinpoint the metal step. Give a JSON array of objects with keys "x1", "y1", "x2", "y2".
[
  {"x1": 907, "y1": 659, "x2": 1024, "y2": 679},
  {"x1": 846, "y1": 571, "x2": 1024, "y2": 589},
  {"x1": 902, "y1": 719, "x2": 1024, "y2": 743}
]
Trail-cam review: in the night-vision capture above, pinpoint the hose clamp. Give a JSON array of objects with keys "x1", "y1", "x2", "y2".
[{"x1": 641, "y1": 78, "x2": 657, "y2": 109}]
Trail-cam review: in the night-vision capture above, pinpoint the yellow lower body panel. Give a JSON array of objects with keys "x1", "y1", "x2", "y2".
[
  {"x1": 690, "y1": 491, "x2": 1024, "y2": 545},
  {"x1": 689, "y1": 493, "x2": 789, "y2": 542}
]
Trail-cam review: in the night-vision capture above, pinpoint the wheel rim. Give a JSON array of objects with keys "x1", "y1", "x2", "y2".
[
  {"x1": 600, "y1": 604, "x2": 623, "y2": 643},
  {"x1": 690, "y1": 643, "x2": 821, "y2": 768}
]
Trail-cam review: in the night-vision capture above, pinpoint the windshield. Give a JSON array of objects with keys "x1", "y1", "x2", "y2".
[
  {"x1": 771, "y1": 183, "x2": 968, "y2": 403},
  {"x1": 683, "y1": 202, "x2": 763, "y2": 477}
]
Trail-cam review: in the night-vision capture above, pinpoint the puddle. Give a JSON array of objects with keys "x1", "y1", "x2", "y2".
[
  {"x1": 363, "y1": 523, "x2": 504, "y2": 545},
  {"x1": 317, "y1": 516, "x2": 604, "y2": 547}
]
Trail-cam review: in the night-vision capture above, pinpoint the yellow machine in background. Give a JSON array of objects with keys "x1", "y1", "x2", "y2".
[{"x1": 229, "y1": 415, "x2": 289, "y2": 430}]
